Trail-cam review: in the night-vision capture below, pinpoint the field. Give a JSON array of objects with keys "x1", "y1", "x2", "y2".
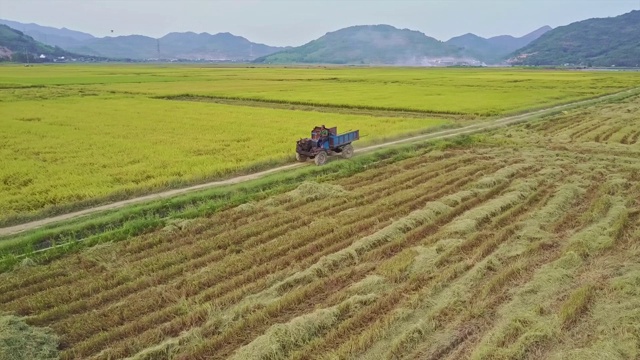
[
  {"x1": 2, "y1": 65, "x2": 640, "y2": 226},
  {"x1": 3, "y1": 66, "x2": 640, "y2": 115},
  {"x1": 0, "y1": 89, "x2": 638, "y2": 359}
]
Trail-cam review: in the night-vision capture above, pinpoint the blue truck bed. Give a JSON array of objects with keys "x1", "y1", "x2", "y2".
[{"x1": 329, "y1": 130, "x2": 359, "y2": 148}]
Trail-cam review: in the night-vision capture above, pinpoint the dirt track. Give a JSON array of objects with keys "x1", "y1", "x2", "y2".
[{"x1": 1, "y1": 89, "x2": 637, "y2": 237}]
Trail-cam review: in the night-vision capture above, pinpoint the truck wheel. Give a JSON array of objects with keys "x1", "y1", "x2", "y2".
[
  {"x1": 341, "y1": 144, "x2": 354, "y2": 159},
  {"x1": 314, "y1": 151, "x2": 328, "y2": 166},
  {"x1": 296, "y1": 153, "x2": 308, "y2": 162}
]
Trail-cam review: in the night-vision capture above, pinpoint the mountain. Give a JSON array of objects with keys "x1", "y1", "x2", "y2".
[
  {"x1": 157, "y1": 32, "x2": 283, "y2": 60},
  {"x1": 0, "y1": 18, "x2": 94, "y2": 49},
  {"x1": 446, "y1": 26, "x2": 552, "y2": 64},
  {"x1": 488, "y1": 26, "x2": 552, "y2": 52},
  {"x1": 66, "y1": 35, "x2": 158, "y2": 59},
  {"x1": 66, "y1": 32, "x2": 283, "y2": 60},
  {"x1": 0, "y1": 19, "x2": 283, "y2": 61},
  {"x1": 510, "y1": 10, "x2": 640, "y2": 67},
  {"x1": 255, "y1": 25, "x2": 476, "y2": 65},
  {"x1": 0, "y1": 24, "x2": 91, "y2": 62},
  {"x1": 446, "y1": 33, "x2": 501, "y2": 63}
]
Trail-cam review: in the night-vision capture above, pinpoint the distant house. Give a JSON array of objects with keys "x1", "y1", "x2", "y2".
[{"x1": 39, "y1": 54, "x2": 46, "y2": 59}]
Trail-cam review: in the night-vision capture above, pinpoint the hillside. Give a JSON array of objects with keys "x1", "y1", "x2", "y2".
[
  {"x1": 66, "y1": 32, "x2": 283, "y2": 60},
  {"x1": 447, "y1": 26, "x2": 551, "y2": 64},
  {"x1": 0, "y1": 18, "x2": 94, "y2": 49},
  {"x1": 0, "y1": 24, "x2": 81, "y2": 62},
  {"x1": 159, "y1": 32, "x2": 283, "y2": 60},
  {"x1": 254, "y1": 25, "x2": 472, "y2": 65},
  {"x1": 510, "y1": 10, "x2": 640, "y2": 66},
  {"x1": 489, "y1": 26, "x2": 552, "y2": 52},
  {"x1": 65, "y1": 35, "x2": 158, "y2": 59},
  {"x1": 1, "y1": 19, "x2": 283, "y2": 61}
]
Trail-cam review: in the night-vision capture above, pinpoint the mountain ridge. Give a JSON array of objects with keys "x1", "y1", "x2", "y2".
[
  {"x1": 0, "y1": 19, "x2": 284, "y2": 61},
  {"x1": 0, "y1": 24, "x2": 103, "y2": 62},
  {"x1": 255, "y1": 24, "x2": 478, "y2": 65},
  {"x1": 510, "y1": 11, "x2": 640, "y2": 66},
  {"x1": 445, "y1": 26, "x2": 552, "y2": 64},
  {"x1": 3, "y1": 11, "x2": 637, "y2": 66},
  {"x1": 0, "y1": 18, "x2": 549, "y2": 63}
]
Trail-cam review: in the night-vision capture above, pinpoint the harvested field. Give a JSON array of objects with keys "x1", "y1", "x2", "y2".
[{"x1": 1, "y1": 93, "x2": 639, "y2": 359}]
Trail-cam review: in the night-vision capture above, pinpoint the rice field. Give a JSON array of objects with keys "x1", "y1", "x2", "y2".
[
  {"x1": 3, "y1": 65, "x2": 640, "y2": 115},
  {"x1": 2, "y1": 65, "x2": 640, "y2": 226},
  {"x1": 1, "y1": 92, "x2": 638, "y2": 359},
  {"x1": 0, "y1": 93, "x2": 445, "y2": 223}
]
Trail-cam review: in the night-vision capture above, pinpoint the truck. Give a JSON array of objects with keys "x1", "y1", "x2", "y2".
[{"x1": 295, "y1": 126, "x2": 360, "y2": 166}]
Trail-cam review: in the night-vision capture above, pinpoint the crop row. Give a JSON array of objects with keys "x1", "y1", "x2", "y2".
[
  {"x1": 1, "y1": 151, "x2": 634, "y2": 359},
  {"x1": 0, "y1": 152, "x2": 504, "y2": 358},
  {"x1": 1, "y1": 151, "x2": 475, "y2": 308},
  {"x1": 530, "y1": 95, "x2": 640, "y2": 145},
  {"x1": 163, "y1": 163, "x2": 536, "y2": 360},
  {"x1": 62, "y1": 160, "x2": 505, "y2": 358}
]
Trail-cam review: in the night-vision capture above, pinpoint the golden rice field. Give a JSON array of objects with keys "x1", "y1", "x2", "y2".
[
  {"x1": 3, "y1": 66, "x2": 640, "y2": 115},
  {"x1": 0, "y1": 93, "x2": 445, "y2": 222},
  {"x1": 1, "y1": 92, "x2": 638, "y2": 359},
  {"x1": 1, "y1": 65, "x2": 640, "y2": 226}
]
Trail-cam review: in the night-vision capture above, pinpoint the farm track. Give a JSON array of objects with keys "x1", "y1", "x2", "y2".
[{"x1": 2, "y1": 87, "x2": 638, "y2": 237}]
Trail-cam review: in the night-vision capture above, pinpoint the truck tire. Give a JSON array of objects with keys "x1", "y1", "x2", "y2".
[
  {"x1": 296, "y1": 153, "x2": 308, "y2": 162},
  {"x1": 314, "y1": 151, "x2": 328, "y2": 166},
  {"x1": 341, "y1": 144, "x2": 354, "y2": 159}
]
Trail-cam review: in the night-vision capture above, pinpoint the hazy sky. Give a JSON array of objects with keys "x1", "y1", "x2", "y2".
[{"x1": 1, "y1": 0, "x2": 639, "y2": 46}]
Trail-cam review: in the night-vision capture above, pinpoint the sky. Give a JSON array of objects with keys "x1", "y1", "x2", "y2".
[{"x1": 1, "y1": 0, "x2": 639, "y2": 46}]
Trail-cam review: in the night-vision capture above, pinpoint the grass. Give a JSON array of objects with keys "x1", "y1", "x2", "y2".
[
  {"x1": 0, "y1": 315, "x2": 59, "y2": 360},
  {"x1": 230, "y1": 294, "x2": 377, "y2": 360},
  {"x1": 559, "y1": 284, "x2": 596, "y2": 329}
]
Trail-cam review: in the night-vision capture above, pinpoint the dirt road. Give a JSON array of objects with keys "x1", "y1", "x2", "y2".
[{"x1": 1, "y1": 89, "x2": 636, "y2": 237}]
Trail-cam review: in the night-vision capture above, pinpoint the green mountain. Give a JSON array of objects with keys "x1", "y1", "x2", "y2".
[
  {"x1": 65, "y1": 31, "x2": 283, "y2": 60},
  {"x1": 0, "y1": 24, "x2": 83, "y2": 62},
  {"x1": 510, "y1": 10, "x2": 640, "y2": 67},
  {"x1": 66, "y1": 35, "x2": 157, "y2": 59},
  {"x1": 0, "y1": 18, "x2": 94, "y2": 49},
  {"x1": 446, "y1": 26, "x2": 551, "y2": 64},
  {"x1": 0, "y1": 19, "x2": 283, "y2": 61},
  {"x1": 157, "y1": 32, "x2": 283, "y2": 60},
  {"x1": 254, "y1": 25, "x2": 472, "y2": 65}
]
